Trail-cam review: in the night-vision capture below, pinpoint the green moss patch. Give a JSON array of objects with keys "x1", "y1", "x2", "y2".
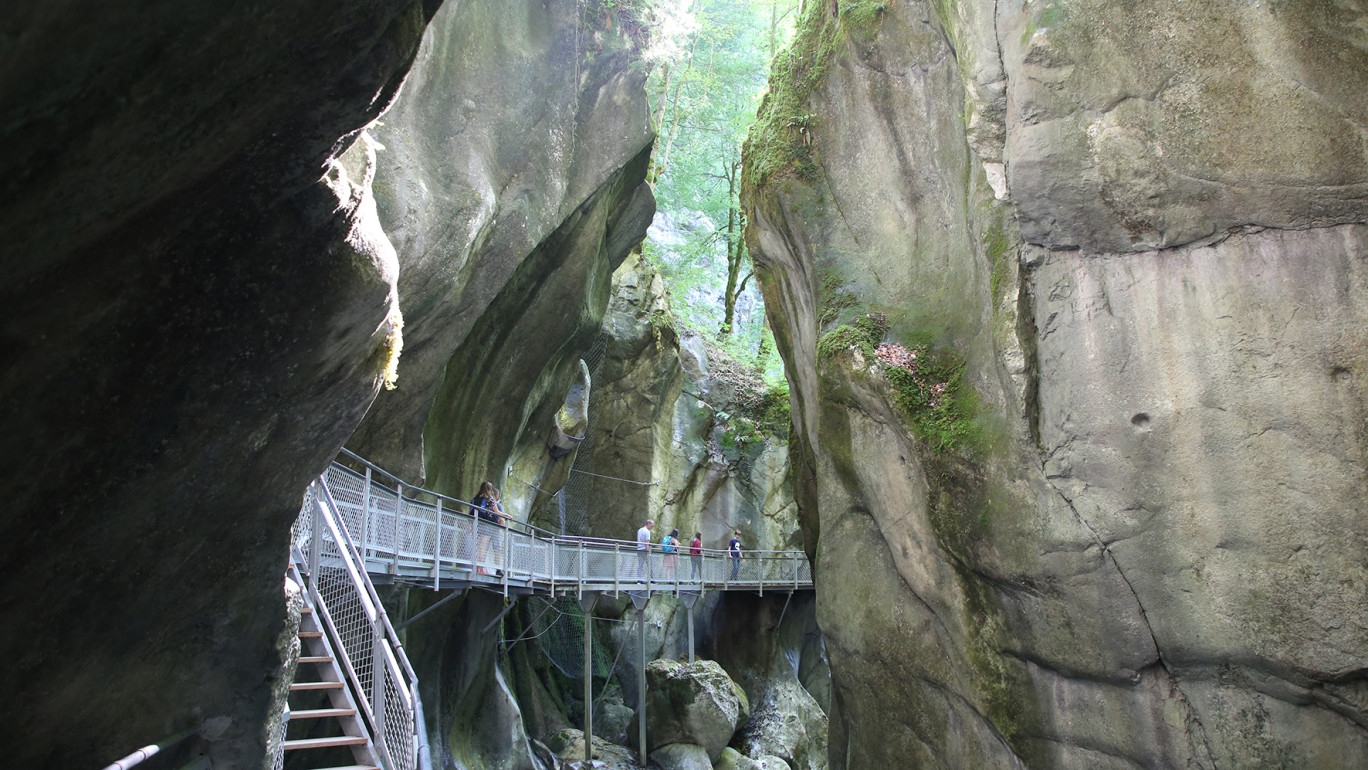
[
  {"x1": 816, "y1": 313, "x2": 886, "y2": 360},
  {"x1": 743, "y1": 3, "x2": 842, "y2": 189}
]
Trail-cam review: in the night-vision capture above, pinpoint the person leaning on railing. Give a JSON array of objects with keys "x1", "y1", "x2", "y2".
[{"x1": 471, "y1": 481, "x2": 508, "y2": 575}]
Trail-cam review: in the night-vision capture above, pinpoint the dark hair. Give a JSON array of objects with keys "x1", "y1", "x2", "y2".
[
  {"x1": 478, "y1": 481, "x2": 496, "y2": 497},
  {"x1": 670, "y1": 528, "x2": 679, "y2": 537},
  {"x1": 694, "y1": 532, "x2": 701, "y2": 538}
]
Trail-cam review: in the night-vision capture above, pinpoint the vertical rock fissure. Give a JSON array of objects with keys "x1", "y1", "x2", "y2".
[{"x1": 1046, "y1": 480, "x2": 1219, "y2": 767}]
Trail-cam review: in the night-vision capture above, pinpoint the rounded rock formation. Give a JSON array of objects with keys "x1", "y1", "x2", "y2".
[{"x1": 644, "y1": 658, "x2": 750, "y2": 761}]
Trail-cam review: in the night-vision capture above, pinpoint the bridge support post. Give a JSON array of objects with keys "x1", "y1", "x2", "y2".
[
  {"x1": 578, "y1": 592, "x2": 599, "y2": 764},
  {"x1": 628, "y1": 590, "x2": 651, "y2": 766},
  {"x1": 638, "y1": 603, "x2": 647, "y2": 766},
  {"x1": 678, "y1": 590, "x2": 700, "y2": 664}
]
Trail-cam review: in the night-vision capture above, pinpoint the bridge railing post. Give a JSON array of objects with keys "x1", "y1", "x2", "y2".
[
  {"x1": 392, "y1": 482, "x2": 403, "y2": 574},
  {"x1": 371, "y1": 622, "x2": 388, "y2": 767},
  {"x1": 759, "y1": 553, "x2": 764, "y2": 597},
  {"x1": 793, "y1": 552, "x2": 799, "y2": 591},
  {"x1": 360, "y1": 466, "x2": 372, "y2": 564},
  {"x1": 502, "y1": 520, "x2": 511, "y2": 598},
  {"x1": 433, "y1": 499, "x2": 442, "y2": 591},
  {"x1": 308, "y1": 485, "x2": 321, "y2": 607},
  {"x1": 613, "y1": 542, "x2": 620, "y2": 597}
]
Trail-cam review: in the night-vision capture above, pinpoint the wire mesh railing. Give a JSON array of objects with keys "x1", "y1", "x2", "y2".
[
  {"x1": 323, "y1": 453, "x2": 813, "y2": 597},
  {"x1": 292, "y1": 478, "x2": 432, "y2": 770}
]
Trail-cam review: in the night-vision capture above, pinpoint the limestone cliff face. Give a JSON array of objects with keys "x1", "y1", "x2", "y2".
[
  {"x1": 744, "y1": 1, "x2": 1368, "y2": 768},
  {"x1": 0, "y1": 2, "x2": 435, "y2": 767},
  {"x1": 345, "y1": 0, "x2": 657, "y2": 507},
  {"x1": 334, "y1": 2, "x2": 656, "y2": 763},
  {"x1": 569, "y1": 254, "x2": 799, "y2": 553}
]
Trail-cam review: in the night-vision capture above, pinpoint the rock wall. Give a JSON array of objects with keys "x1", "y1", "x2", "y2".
[
  {"x1": 744, "y1": 1, "x2": 1368, "y2": 767},
  {"x1": 0, "y1": 2, "x2": 438, "y2": 767},
  {"x1": 346, "y1": 0, "x2": 656, "y2": 503},
  {"x1": 569, "y1": 254, "x2": 799, "y2": 553},
  {"x1": 337, "y1": 0, "x2": 658, "y2": 763}
]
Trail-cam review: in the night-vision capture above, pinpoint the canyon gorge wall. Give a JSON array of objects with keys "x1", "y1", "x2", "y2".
[
  {"x1": 0, "y1": 2, "x2": 440, "y2": 766},
  {"x1": 744, "y1": 1, "x2": 1368, "y2": 768}
]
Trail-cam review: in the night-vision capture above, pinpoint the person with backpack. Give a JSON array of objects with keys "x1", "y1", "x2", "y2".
[
  {"x1": 689, "y1": 531, "x2": 703, "y2": 581},
  {"x1": 661, "y1": 528, "x2": 680, "y2": 582},
  {"x1": 728, "y1": 530, "x2": 743, "y2": 581}
]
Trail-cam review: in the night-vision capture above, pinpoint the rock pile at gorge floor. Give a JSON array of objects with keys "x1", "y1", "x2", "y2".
[{"x1": 744, "y1": 1, "x2": 1368, "y2": 767}]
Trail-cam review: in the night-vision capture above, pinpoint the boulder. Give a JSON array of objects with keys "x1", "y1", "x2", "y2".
[
  {"x1": 594, "y1": 700, "x2": 635, "y2": 746},
  {"x1": 713, "y1": 747, "x2": 762, "y2": 770},
  {"x1": 648, "y1": 742, "x2": 713, "y2": 770},
  {"x1": 644, "y1": 659, "x2": 750, "y2": 760},
  {"x1": 732, "y1": 676, "x2": 827, "y2": 770},
  {"x1": 546, "y1": 728, "x2": 640, "y2": 769}
]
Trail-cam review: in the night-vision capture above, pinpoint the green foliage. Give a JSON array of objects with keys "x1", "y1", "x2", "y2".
[
  {"x1": 885, "y1": 343, "x2": 983, "y2": 455},
  {"x1": 984, "y1": 217, "x2": 1012, "y2": 307},
  {"x1": 816, "y1": 314, "x2": 884, "y2": 360},
  {"x1": 757, "y1": 381, "x2": 791, "y2": 434},
  {"x1": 816, "y1": 266, "x2": 856, "y2": 328},
  {"x1": 743, "y1": 1, "x2": 842, "y2": 188},
  {"x1": 841, "y1": 1, "x2": 888, "y2": 32},
  {"x1": 646, "y1": 1, "x2": 792, "y2": 380}
]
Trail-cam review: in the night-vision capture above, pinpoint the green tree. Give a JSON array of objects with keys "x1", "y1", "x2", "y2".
[{"x1": 645, "y1": 0, "x2": 793, "y2": 364}]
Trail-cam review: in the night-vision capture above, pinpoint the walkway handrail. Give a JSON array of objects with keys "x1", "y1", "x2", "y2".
[
  {"x1": 319, "y1": 455, "x2": 813, "y2": 596},
  {"x1": 292, "y1": 477, "x2": 431, "y2": 770},
  {"x1": 337, "y1": 447, "x2": 560, "y2": 540}
]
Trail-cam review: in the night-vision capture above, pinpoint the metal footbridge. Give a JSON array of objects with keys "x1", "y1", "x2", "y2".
[
  {"x1": 277, "y1": 451, "x2": 814, "y2": 770},
  {"x1": 319, "y1": 451, "x2": 814, "y2": 598}
]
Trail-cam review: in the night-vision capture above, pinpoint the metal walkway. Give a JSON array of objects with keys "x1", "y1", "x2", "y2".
[
  {"x1": 288, "y1": 451, "x2": 813, "y2": 770},
  {"x1": 321, "y1": 451, "x2": 814, "y2": 599}
]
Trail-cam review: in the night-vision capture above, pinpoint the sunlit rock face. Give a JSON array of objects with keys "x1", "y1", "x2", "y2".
[
  {"x1": 344, "y1": 0, "x2": 657, "y2": 504},
  {"x1": 0, "y1": 2, "x2": 438, "y2": 767},
  {"x1": 744, "y1": 1, "x2": 1368, "y2": 768}
]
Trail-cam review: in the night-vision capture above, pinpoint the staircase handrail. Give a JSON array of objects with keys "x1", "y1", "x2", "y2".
[{"x1": 297, "y1": 476, "x2": 432, "y2": 770}]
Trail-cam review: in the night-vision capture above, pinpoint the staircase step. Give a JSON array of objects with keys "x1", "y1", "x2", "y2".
[
  {"x1": 306, "y1": 766, "x2": 379, "y2": 770},
  {"x1": 299, "y1": 631, "x2": 324, "y2": 638},
  {"x1": 299, "y1": 655, "x2": 335, "y2": 664},
  {"x1": 300, "y1": 606, "x2": 313, "y2": 614},
  {"x1": 289, "y1": 707, "x2": 356, "y2": 720},
  {"x1": 282, "y1": 735, "x2": 369, "y2": 751},
  {"x1": 290, "y1": 681, "x2": 344, "y2": 691}
]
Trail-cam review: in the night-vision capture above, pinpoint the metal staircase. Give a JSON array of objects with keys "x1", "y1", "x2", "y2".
[
  {"x1": 275, "y1": 480, "x2": 431, "y2": 770},
  {"x1": 283, "y1": 563, "x2": 381, "y2": 770}
]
